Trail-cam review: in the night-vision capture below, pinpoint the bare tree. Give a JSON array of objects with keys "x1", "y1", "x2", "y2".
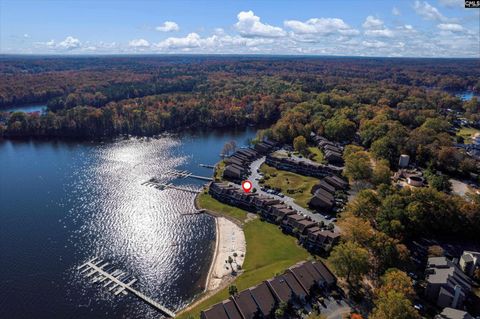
[{"x1": 229, "y1": 140, "x2": 237, "y2": 152}]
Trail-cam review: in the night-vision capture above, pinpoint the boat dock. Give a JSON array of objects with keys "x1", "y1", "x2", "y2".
[
  {"x1": 165, "y1": 169, "x2": 213, "y2": 181},
  {"x1": 142, "y1": 179, "x2": 201, "y2": 194},
  {"x1": 199, "y1": 164, "x2": 215, "y2": 169},
  {"x1": 77, "y1": 258, "x2": 176, "y2": 318}
]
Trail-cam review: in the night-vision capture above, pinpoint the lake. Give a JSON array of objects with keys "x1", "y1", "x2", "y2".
[
  {"x1": 2, "y1": 104, "x2": 48, "y2": 113},
  {"x1": 456, "y1": 91, "x2": 479, "y2": 101},
  {"x1": 0, "y1": 128, "x2": 256, "y2": 319}
]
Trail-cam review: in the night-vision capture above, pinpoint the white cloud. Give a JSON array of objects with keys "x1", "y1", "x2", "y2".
[
  {"x1": 155, "y1": 21, "x2": 179, "y2": 32},
  {"x1": 128, "y1": 38, "x2": 150, "y2": 48},
  {"x1": 438, "y1": 0, "x2": 464, "y2": 7},
  {"x1": 156, "y1": 33, "x2": 206, "y2": 49},
  {"x1": 413, "y1": 1, "x2": 448, "y2": 21},
  {"x1": 235, "y1": 10, "x2": 286, "y2": 38},
  {"x1": 23, "y1": 33, "x2": 30, "y2": 38},
  {"x1": 153, "y1": 32, "x2": 279, "y2": 52},
  {"x1": 15, "y1": 9, "x2": 480, "y2": 58},
  {"x1": 362, "y1": 16, "x2": 384, "y2": 29},
  {"x1": 365, "y1": 29, "x2": 394, "y2": 37},
  {"x1": 214, "y1": 28, "x2": 225, "y2": 35},
  {"x1": 362, "y1": 40, "x2": 387, "y2": 48},
  {"x1": 57, "y1": 36, "x2": 81, "y2": 50},
  {"x1": 284, "y1": 18, "x2": 359, "y2": 36},
  {"x1": 362, "y1": 16, "x2": 393, "y2": 37},
  {"x1": 392, "y1": 7, "x2": 401, "y2": 16},
  {"x1": 437, "y1": 23, "x2": 464, "y2": 32}
]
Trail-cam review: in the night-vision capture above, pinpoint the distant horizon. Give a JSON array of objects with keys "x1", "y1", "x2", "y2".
[
  {"x1": 1, "y1": 53, "x2": 479, "y2": 60},
  {"x1": 1, "y1": 0, "x2": 479, "y2": 58}
]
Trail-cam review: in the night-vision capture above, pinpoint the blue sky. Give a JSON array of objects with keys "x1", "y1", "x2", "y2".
[{"x1": 1, "y1": 0, "x2": 479, "y2": 57}]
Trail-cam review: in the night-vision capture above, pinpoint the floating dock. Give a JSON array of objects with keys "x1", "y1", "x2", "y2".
[
  {"x1": 77, "y1": 258, "x2": 176, "y2": 318},
  {"x1": 165, "y1": 169, "x2": 213, "y2": 181},
  {"x1": 199, "y1": 164, "x2": 215, "y2": 169},
  {"x1": 142, "y1": 180, "x2": 201, "y2": 194}
]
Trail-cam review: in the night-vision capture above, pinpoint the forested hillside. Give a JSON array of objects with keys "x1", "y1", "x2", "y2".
[{"x1": 0, "y1": 56, "x2": 478, "y2": 139}]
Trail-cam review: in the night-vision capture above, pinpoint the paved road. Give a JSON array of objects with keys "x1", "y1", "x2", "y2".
[{"x1": 247, "y1": 156, "x2": 333, "y2": 226}]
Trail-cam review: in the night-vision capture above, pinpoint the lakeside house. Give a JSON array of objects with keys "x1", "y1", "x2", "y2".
[
  {"x1": 425, "y1": 257, "x2": 473, "y2": 310},
  {"x1": 208, "y1": 182, "x2": 339, "y2": 253},
  {"x1": 254, "y1": 140, "x2": 278, "y2": 155},
  {"x1": 308, "y1": 175, "x2": 348, "y2": 212},
  {"x1": 265, "y1": 154, "x2": 342, "y2": 179},
  {"x1": 281, "y1": 214, "x2": 317, "y2": 235},
  {"x1": 303, "y1": 228, "x2": 341, "y2": 253},
  {"x1": 223, "y1": 148, "x2": 262, "y2": 181},
  {"x1": 200, "y1": 260, "x2": 337, "y2": 319},
  {"x1": 312, "y1": 135, "x2": 344, "y2": 165}
]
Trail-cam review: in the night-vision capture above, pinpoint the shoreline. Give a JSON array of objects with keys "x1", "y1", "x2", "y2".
[
  {"x1": 204, "y1": 216, "x2": 220, "y2": 292},
  {"x1": 206, "y1": 216, "x2": 245, "y2": 291},
  {"x1": 179, "y1": 192, "x2": 246, "y2": 316},
  {"x1": 194, "y1": 191, "x2": 246, "y2": 291}
]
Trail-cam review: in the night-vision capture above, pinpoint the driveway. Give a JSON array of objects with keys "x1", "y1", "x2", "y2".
[
  {"x1": 318, "y1": 296, "x2": 352, "y2": 319},
  {"x1": 247, "y1": 156, "x2": 333, "y2": 226}
]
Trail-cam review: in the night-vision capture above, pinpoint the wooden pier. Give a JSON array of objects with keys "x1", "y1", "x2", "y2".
[
  {"x1": 165, "y1": 169, "x2": 213, "y2": 181},
  {"x1": 199, "y1": 164, "x2": 215, "y2": 169},
  {"x1": 142, "y1": 179, "x2": 201, "y2": 194},
  {"x1": 77, "y1": 258, "x2": 176, "y2": 318}
]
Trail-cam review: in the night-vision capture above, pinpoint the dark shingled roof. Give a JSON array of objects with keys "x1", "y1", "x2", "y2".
[
  {"x1": 312, "y1": 261, "x2": 336, "y2": 286},
  {"x1": 308, "y1": 193, "x2": 333, "y2": 209},
  {"x1": 315, "y1": 188, "x2": 335, "y2": 201},
  {"x1": 289, "y1": 262, "x2": 317, "y2": 293},
  {"x1": 318, "y1": 180, "x2": 336, "y2": 194},
  {"x1": 225, "y1": 157, "x2": 245, "y2": 167},
  {"x1": 249, "y1": 282, "x2": 276, "y2": 317},
  {"x1": 324, "y1": 175, "x2": 348, "y2": 189},
  {"x1": 266, "y1": 276, "x2": 294, "y2": 303},
  {"x1": 287, "y1": 214, "x2": 306, "y2": 221},
  {"x1": 303, "y1": 261, "x2": 324, "y2": 283},
  {"x1": 224, "y1": 164, "x2": 243, "y2": 176},
  {"x1": 233, "y1": 290, "x2": 259, "y2": 319},
  {"x1": 201, "y1": 302, "x2": 229, "y2": 319},
  {"x1": 283, "y1": 271, "x2": 307, "y2": 297},
  {"x1": 223, "y1": 299, "x2": 243, "y2": 319}
]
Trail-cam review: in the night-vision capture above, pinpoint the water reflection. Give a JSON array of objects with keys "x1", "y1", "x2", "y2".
[
  {"x1": 0, "y1": 128, "x2": 255, "y2": 319},
  {"x1": 65, "y1": 137, "x2": 215, "y2": 317}
]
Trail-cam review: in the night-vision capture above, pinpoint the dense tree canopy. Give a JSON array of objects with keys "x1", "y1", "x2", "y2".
[{"x1": 329, "y1": 241, "x2": 370, "y2": 285}]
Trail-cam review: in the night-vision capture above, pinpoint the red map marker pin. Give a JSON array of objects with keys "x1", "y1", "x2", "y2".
[{"x1": 242, "y1": 180, "x2": 252, "y2": 193}]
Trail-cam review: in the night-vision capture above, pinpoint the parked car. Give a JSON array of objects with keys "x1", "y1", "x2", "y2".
[{"x1": 413, "y1": 303, "x2": 424, "y2": 313}]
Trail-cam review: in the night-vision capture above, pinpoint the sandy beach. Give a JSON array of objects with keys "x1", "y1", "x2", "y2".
[{"x1": 206, "y1": 216, "x2": 246, "y2": 291}]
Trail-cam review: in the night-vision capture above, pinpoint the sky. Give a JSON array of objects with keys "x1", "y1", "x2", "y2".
[{"x1": 1, "y1": 0, "x2": 479, "y2": 57}]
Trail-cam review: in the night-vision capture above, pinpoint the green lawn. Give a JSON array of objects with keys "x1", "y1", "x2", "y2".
[
  {"x1": 197, "y1": 192, "x2": 247, "y2": 224},
  {"x1": 307, "y1": 146, "x2": 325, "y2": 164},
  {"x1": 260, "y1": 163, "x2": 319, "y2": 209},
  {"x1": 457, "y1": 126, "x2": 480, "y2": 144},
  {"x1": 179, "y1": 196, "x2": 309, "y2": 319}
]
